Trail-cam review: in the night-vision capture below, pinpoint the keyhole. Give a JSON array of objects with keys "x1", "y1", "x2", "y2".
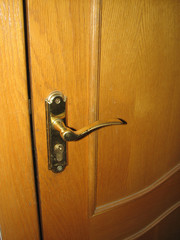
[{"x1": 54, "y1": 144, "x2": 64, "y2": 162}]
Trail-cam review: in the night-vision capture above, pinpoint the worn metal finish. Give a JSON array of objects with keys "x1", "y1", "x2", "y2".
[
  {"x1": 52, "y1": 118, "x2": 127, "y2": 141},
  {"x1": 45, "y1": 91, "x2": 67, "y2": 173},
  {"x1": 46, "y1": 91, "x2": 127, "y2": 173}
]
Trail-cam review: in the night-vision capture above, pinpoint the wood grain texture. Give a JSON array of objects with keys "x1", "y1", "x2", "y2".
[
  {"x1": 88, "y1": 0, "x2": 102, "y2": 216},
  {"x1": 26, "y1": 0, "x2": 180, "y2": 239},
  {"x1": 97, "y1": 0, "x2": 180, "y2": 206},
  {"x1": 26, "y1": 0, "x2": 91, "y2": 239},
  {"x1": 95, "y1": 163, "x2": 180, "y2": 214},
  {"x1": 90, "y1": 170, "x2": 180, "y2": 240},
  {"x1": 0, "y1": 0, "x2": 39, "y2": 239}
]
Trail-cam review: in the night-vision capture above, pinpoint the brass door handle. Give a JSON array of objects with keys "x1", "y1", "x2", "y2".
[
  {"x1": 51, "y1": 117, "x2": 127, "y2": 141},
  {"x1": 46, "y1": 91, "x2": 127, "y2": 173}
]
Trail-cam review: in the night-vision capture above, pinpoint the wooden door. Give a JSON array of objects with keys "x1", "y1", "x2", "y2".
[
  {"x1": 26, "y1": 0, "x2": 180, "y2": 239},
  {"x1": 0, "y1": 0, "x2": 40, "y2": 239}
]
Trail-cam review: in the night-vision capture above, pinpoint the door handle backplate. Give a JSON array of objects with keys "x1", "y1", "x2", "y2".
[
  {"x1": 45, "y1": 91, "x2": 127, "y2": 173},
  {"x1": 45, "y1": 91, "x2": 67, "y2": 173}
]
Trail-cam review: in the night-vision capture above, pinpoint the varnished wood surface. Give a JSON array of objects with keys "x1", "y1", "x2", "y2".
[
  {"x1": 95, "y1": 164, "x2": 180, "y2": 214},
  {"x1": 97, "y1": 0, "x2": 180, "y2": 206},
  {"x1": 0, "y1": 0, "x2": 39, "y2": 239},
  {"x1": 137, "y1": 206, "x2": 180, "y2": 240},
  {"x1": 26, "y1": 0, "x2": 91, "y2": 239},
  {"x1": 26, "y1": 0, "x2": 180, "y2": 239},
  {"x1": 88, "y1": 0, "x2": 102, "y2": 216},
  {"x1": 90, "y1": 169, "x2": 180, "y2": 240}
]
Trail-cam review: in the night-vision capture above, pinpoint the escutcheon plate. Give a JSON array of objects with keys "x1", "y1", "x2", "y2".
[{"x1": 45, "y1": 91, "x2": 67, "y2": 173}]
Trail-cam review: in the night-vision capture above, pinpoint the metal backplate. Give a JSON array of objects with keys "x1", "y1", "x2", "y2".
[{"x1": 45, "y1": 91, "x2": 67, "y2": 173}]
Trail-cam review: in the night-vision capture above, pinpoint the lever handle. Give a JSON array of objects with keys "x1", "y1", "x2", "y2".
[
  {"x1": 46, "y1": 91, "x2": 127, "y2": 173},
  {"x1": 51, "y1": 117, "x2": 127, "y2": 141}
]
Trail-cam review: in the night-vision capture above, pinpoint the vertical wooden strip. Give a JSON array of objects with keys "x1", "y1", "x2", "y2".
[
  {"x1": 26, "y1": 1, "x2": 91, "y2": 239},
  {"x1": 0, "y1": 0, "x2": 39, "y2": 239},
  {"x1": 88, "y1": 0, "x2": 102, "y2": 216}
]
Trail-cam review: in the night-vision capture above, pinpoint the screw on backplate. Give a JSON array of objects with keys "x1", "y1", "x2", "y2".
[
  {"x1": 57, "y1": 165, "x2": 63, "y2": 171},
  {"x1": 55, "y1": 98, "x2": 61, "y2": 104}
]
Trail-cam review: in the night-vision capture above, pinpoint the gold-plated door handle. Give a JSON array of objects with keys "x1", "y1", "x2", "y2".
[
  {"x1": 45, "y1": 91, "x2": 127, "y2": 173},
  {"x1": 51, "y1": 117, "x2": 126, "y2": 141}
]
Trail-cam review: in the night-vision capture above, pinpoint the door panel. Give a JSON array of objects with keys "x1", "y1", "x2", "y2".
[
  {"x1": 26, "y1": 0, "x2": 180, "y2": 239},
  {"x1": 97, "y1": 0, "x2": 180, "y2": 205},
  {"x1": 0, "y1": 0, "x2": 39, "y2": 239}
]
